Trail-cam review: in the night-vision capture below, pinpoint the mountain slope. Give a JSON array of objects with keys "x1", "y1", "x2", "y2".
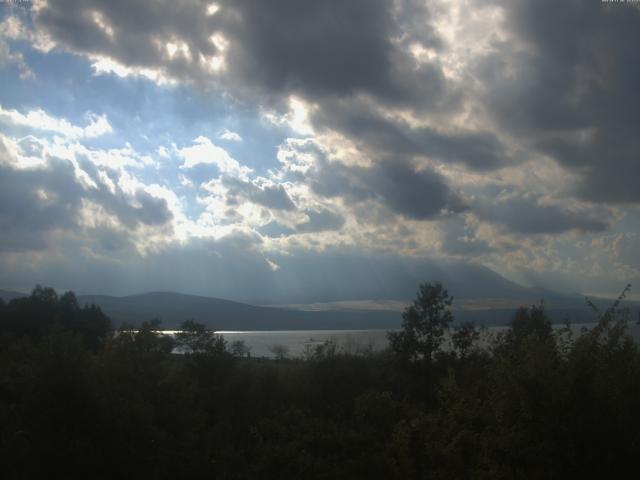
[
  {"x1": 0, "y1": 289, "x2": 27, "y2": 302},
  {"x1": 78, "y1": 292, "x2": 403, "y2": 330},
  {"x1": 77, "y1": 290, "x2": 638, "y2": 331}
]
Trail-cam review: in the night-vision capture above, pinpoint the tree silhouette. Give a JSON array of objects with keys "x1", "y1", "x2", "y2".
[
  {"x1": 388, "y1": 281, "x2": 453, "y2": 363},
  {"x1": 451, "y1": 321, "x2": 480, "y2": 358},
  {"x1": 269, "y1": 344, "x2": 290, "y2": 360},
  {"x1": 0, "y1": 285, "x2": 110, "y2": 350},
  {"x1": 177, "y1": 319, "x2": 226, "y2": 354}
]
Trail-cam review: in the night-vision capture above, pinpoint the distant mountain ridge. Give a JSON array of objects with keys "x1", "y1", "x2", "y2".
[
  {"x1": 2, "y1": 278, "x2": 636, "y2": 330},
  {"x1": 2, "y1": 290, "x2": 628, "y2": 330},
  {"x1": 77, "y1": 292, "x2": 403, "y2": 330},
  {"x1": 0, "y1": 290, "x2": 27, "y2": 302}
]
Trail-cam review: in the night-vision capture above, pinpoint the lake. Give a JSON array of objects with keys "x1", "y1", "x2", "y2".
[
  {"x1": 216, "y1": 329, "x2": 391, "y2": 358},
  {"x1": 212, "y1": 322, "x2": 640, "y2": 358},
  {"x1": 159, "y1": 322, "x2": 640, "y2": 358}
]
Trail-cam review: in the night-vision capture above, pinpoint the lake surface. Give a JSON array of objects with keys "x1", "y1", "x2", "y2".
[
  {"x1": 213, "y1": 322, "x2": 640, "y2": 358},
  {"x1": 216, "y1": 329, "x2": 391, "y2": 358},
  {"x1": 160, "y1": 322, "x2": 640, "y2": 358}
]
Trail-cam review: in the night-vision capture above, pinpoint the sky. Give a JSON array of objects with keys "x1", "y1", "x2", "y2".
[{"x1": 0, "y1": 0, "x2": 638, "y2": 303}]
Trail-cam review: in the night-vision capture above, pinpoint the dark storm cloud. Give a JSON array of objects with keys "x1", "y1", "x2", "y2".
[
  {"x1": 479, "y1": 0, "x2": 640, "y2": 203},
  {"x1": 220, "y1": 177, "x2": 296, "y2": 211},
  {"x1": 216, "y1": 0, "x2": 454, "y2": 110},
  {"x1": 33, "y1": 0, "x2": 456, "y2": 110},
  {"x1": 218, "y1": 0, "x2": 395, "y2": 98},
  {"x1": 475, "y1": 194, "x2": 609, "y2": 235},
  {"x1": 311, "y1": 158, "x2": 465, "y2": 220},
  {"x1": 33, "y1": 0, "x2": 221, "y2": 83},
  {"x1": 296, "y1": 209, "x2": 345, "y2": 233},
  {"x1": 0, "y1": 158, "x2": 81, "y2": 251},
  {"x1": 311, "y1": 99, "x2": 510, "y2": 170},
  {"x1": 371, "y1": 162, "x2": 466, "y2": 220}
]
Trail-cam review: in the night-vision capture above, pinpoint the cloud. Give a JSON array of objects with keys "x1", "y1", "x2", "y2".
[
  {"x1": 296, "y1": 209, "x2": 345, "y2": 233},
  {"x1": 19, "y1": 0, "x2": 640, "y2": 207},
  {"x1": 216, "y1": 0, "x2": 444, "y2": 106},
  {"x1": 474, "y1": 193, "x2": 609, "y2": 235},
  {"x1": 0, "y1": 158, "x2": 82, "y2": 251},
  {"x1": 0, "y1": 105, "x2": 113, "y2": 138},
  {"x1": 438, "y1": 217, "x2": 495, "y2": 257},
  {"x1": 179, "y1": 136, "x2": 251, "y2": 178},
  {"x1": 247, "y1": 183, "x2": 296, "y2": 211},
  {"x1": 297, "y1": 142, "x2": 465, "y2": 220},
  {"x1": 0, "y1": 136, "x2": 174, "y2": 252},
  {"x1": 258, "y1": 221, "x2": 296, "y2": 238},
  {"x1": 311, "y1": 99, "x2": 511, "y2": 171},
  {"x1": 0, "y1": 38, "x2": 34, "y2": 80},
  {"x1": 30, "y1": 0, "x2": 223, "y2": 85},
  {"x1": 369, "y1": 162, "x2": 466, "y2": 220},
  {"x1": 28, "y1": 0, "x2": 455, "y2": 110},
  {"x1": 476, "y1": 0, "x2": 640, "y2": 203},
  {"x1": 219, "y1": 177, "x2": 296, "y2": 211},
  {"x1": 0, "y1": 231, "x2": 546, "y2": 303},
  {"x1": 219, "y1": 129, "x2": 242, "y2": 142},
  {"x1": 1, "y1": 0, "x2": 637, "y2": 301}
]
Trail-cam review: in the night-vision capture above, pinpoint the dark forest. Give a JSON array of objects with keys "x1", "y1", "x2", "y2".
[{"x1": 1, "y1": 283, "x2": 639, "y2": 479}]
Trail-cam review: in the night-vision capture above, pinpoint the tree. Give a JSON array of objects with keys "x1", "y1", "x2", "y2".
[
  {"x1": 451, "y1": 321, "x2": 480, "y2": 358},
  {"x1": 0, "y1": 286, "x2": 111, "y2": 350},
  {"x1": 176, "y1": 319, "x2": 226, "y2": 355},
  {"x1": 509, "y1": 302, "x2": 551, "y2": 342},
  {"x1": 129, "y1": 318, "x2": 175, "y2": 354},
  {"x1": 230, "y1": 339, "x2": 250, "y2": 357},
  {"x1": 388, "y1": 282, "x2": 454, "y2": 363},
  {"x1": 268, "y1": 344, "x2": 290, "y2": 361}
]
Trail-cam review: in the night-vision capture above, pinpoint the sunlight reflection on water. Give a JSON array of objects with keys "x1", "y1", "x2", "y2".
[{"x1": 154, "y1": 322, "x2": 640, "y2": 358}]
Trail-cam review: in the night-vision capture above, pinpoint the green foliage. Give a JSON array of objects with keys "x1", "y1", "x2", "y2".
[
  {"x1": 0, "y1": 285, "x2": 111, "y2": 350},
  {"x1": 451, "y1": 321, "x2": 480, "y2": 358},
  {"x1": 230, "y1": 339, "x2": 250, "y2": 357},
  {"x1": 2, "y1": 283, "x2": 640, "y2": 478},
  {"x1": 510, "y1": 302, "x2": 552, "y2": 342},
  {"x1": 111, "y1": 319, "x2": 175, "y2": 354},
  {"x1": 268, "y1": 344, "x2": 290, "y2": 360},
  {"x1": 176, "y1": 319, "x2": 226, "y2": 355},
  {"x1": 388, "y1": 281, "x2": 454, "y2": 363}
]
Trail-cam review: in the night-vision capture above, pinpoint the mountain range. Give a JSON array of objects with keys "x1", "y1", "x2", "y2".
[{"x1": 2, "y1": 274, "x2": 636, "y2": 330}]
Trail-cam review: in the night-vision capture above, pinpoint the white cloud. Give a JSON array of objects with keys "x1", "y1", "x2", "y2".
[
  {"x1": 0, "y1": 15, "x2": 54, "y2": 53},
  {"x1": 90, "y1": 55, "x2": 176, "y2": 86},
  {"x1": 0, "y1": 39, "x2": 35, "y2": 80},
  {"x1": 179, "y1": 136, "x2": 252, "y2": 179},
  {"x1": 0, "y1": 106, "x2": 113, "y2": 139},
  {"x1": 219, "y1": 129, "x2": 242, "y2": 142},
  {"x1": 262, "y1": 96, "x2": 316, "y2": 136}
]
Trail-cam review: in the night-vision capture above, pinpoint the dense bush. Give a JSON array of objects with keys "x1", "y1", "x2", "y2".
[{"x1": 1, "y1": 284, "x2": 639, "y2": 478}]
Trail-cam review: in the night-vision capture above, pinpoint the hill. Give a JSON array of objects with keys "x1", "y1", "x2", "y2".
[
  {"x1": 2, "y1": 266, "x2": 636, "y2": 330},
  {"x1": 77, "y1": 292, "x2": 403, "y2": 330},
  {"x1": 76, "y1": 290, "x2": 636, "y2": 331},
  {"x1": 0, "y1": 289, "x2": 27, "y2": 302}
]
